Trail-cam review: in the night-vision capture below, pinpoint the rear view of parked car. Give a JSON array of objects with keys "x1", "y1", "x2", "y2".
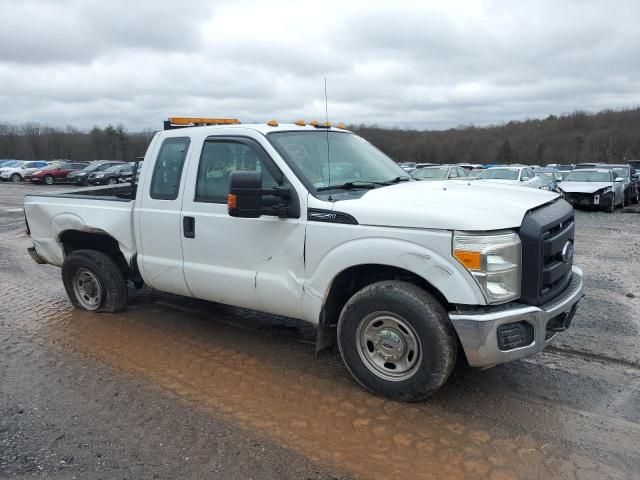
[
  {"x1": 412, "y1": 165, "x2": 469, "y2": 181},
  {"x1": 87, "y1": 163, "x2": 133, "y2": 185},
  {"x1": 558, "y1": 169, "x2": 624, "y2": 212},
  {"x1": 0, "y1": 160, "x2": 49, "y2": 182},
  {"x1": 31, "y1": 162, "x2": 89, "y2": 185},
  {"x1": 67, "y1": 161, "x2": 124, "y2": 185},
  {"x1": 475, "y1": 166, "x2": 542, "y2": 188}
]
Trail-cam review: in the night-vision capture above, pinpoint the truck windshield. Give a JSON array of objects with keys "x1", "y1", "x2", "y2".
[
  {"x1": 268, "y1": 131, "x2": 409, "y2": 192},
  {"x1": 564, "y1": 171, "x2": 610, "y2": 182}
]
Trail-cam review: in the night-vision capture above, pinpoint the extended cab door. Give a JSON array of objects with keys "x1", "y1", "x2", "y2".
[
  {"x1": 180, "y1": 134, "x2": 306, "y2": 319},
  {"x1": 135, "y1": 135, "x2": 193, "y2": 296}
]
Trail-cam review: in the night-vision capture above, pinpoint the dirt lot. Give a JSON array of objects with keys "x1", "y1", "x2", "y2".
[{"x1": 1, "y1": 182, "x2": 639, "y2": 479}]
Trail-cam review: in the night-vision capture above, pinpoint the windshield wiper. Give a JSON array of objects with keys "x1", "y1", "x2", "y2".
[
  {"x1": 316, "y1": 177, "x2": 411, "y2": 192},
  {"x1": 316, "y1": 181, "x2": 380, "y2": 192}
]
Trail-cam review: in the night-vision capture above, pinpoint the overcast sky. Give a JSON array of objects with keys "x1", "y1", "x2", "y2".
[{"x1": 1, "y1": 0, "x2": 639, "y2": 131}]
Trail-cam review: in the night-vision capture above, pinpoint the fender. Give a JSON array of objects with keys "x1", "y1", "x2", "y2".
[{"x1": 301, "y1": 235, "x2": 485, "y2": 324}]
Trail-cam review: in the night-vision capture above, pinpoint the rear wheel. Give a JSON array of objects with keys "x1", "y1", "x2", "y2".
[
  {"x1": 44, "y1": 175, "x2": 54, "y2": 185},
  {"x1": 62, "y1": 250, "x2": 128, "y2": 313},
  {"x1": 10, "y1": 173, "x2": 22, "y2": 182},
  {"x1": 337, "y1": 280, "x2": 457, "y2": 401}
]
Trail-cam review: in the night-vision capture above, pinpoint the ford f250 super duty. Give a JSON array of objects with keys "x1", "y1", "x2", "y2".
[{"x1": 24, "y1": 119, "x2": 584, "y2": 401}]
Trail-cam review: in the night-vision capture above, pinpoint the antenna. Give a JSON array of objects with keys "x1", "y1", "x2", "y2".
[{"x1": 324, "y1": 77, "x2": 332, "y2": 201}]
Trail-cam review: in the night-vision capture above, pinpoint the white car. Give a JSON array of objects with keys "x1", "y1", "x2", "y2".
[
  {"x1": 24, "y1": 120, "x2": 583, "y2": 401},
  {"x1": 475, "y1": 166, "x2": 542, "y2": 188},
  {"x1": 557, "y1": 168, "x2": 624, "y2": 213},
  {"x1": 0, "y1": 160, "x2": 49, "y2": 182},
  {"x1": 411, "y1": 165, "x2": 470, "y2": 181}
]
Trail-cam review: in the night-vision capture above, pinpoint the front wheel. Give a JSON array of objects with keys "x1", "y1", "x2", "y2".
[
  {"x1": 337, "y1": 281, "x2": 457, "y2": 401},
  {"x1": 10, "y1": 173, "x2": 22, "y2": 182},
  {"x1": 107, "y1": 178, "x2": 117, "y2": 185},
  {"x1": 62, "y1": 250, "x2": 128, "y2": 313},
  {"x1": 44, "y1": 175, "x2": 54, "y2": 185}
]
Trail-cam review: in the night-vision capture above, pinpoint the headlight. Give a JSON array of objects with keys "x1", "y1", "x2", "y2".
[
  {"x1": 453, "y1": 232, "x2": 521, "y2": 304},
  {"x1": 599, "y1": 187, "x2": 612, "y2": 194},
  {"x1": 95, "y1": 174, "x2": 104, "y2": 178}
]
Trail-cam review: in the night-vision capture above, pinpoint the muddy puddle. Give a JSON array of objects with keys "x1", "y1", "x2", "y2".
[{"x1": 15, "y1": 294, "x2": 629, "y2": 480}]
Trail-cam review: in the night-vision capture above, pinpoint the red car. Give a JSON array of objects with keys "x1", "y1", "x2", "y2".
[{"x1": 31, "y1": 162, "x2": 89, "y2": 185}]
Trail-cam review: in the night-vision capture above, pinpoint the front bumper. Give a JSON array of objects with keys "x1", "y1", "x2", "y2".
[
  {"x1": 564, "y1": 192, "x2": 613, "y2": 209},
  {"x1": 449, "y1": 266, "x2": 584, "y2": 367}
]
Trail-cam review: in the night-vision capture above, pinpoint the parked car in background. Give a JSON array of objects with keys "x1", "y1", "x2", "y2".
[
  {"x1": 574, "y1": 163, "x2": 599, "y2": 169},
  {"x1": 547, "y1": 164, "x2": 574, "y2": 170},
  {"x1": 627, "y1": 160, "x2": 640, "y2": 171},
  {"x1": 533, "y1": 167, "x2": 563, "y2": 192},
  {"x1": 456, "y1": 163, "x2": 483, "y2": 171},
  {"x1": 0, "y1": 159, "x2": 20, "y2": 168},
  {"x1": 31, "y1": 162, "x2": 89, "y2": 185},
  {"x1": 87, "y1": 163, "x2": 134, "y2": 185},
  {"x1": 67, "y1": 161, "x2": 124, "y2": 185},
  {"x1": 557, "y1": 168, "x2": 624, "y2": 212},
  {"x1": 557, "y1": 169, "x2": 573, "y2": 180},
  {"x1": 399, "y1": 162, "x2": 417, "y2": 174},
  {"x1": 24, "y1": 161, "x2": 63, "y2": 181},
  {"x1": 595, "y1": 164, "x2": 639, "y2": 205},
  {"x1": 0, "y1": 160, "x2": 49, "y2": 182},
  {"x1": 412, "y1": 165, "x2": 470, "y2": 181},
  {"x1": 474, "y1": 166, "x2": 542, "y2": 188},
  {"x1": 415, "y1": 162, "x2": 437, "y2": 169}
]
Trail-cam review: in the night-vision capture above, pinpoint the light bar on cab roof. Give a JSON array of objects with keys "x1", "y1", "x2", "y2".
[{"x1": 164, "y1": 117, "x2": 241, "y2": 130}]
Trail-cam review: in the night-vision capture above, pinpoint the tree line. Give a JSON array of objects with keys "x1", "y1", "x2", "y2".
[
  {"x1": 2, "y1": 107, "x2": 640, "y2": 165},
  {"x1": 0, "y1": 123, "x2": 154, "y2": 162}
]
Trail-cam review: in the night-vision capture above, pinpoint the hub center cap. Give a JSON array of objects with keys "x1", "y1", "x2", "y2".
[{"x1": 376, "y1": 329, "x2": 405, "y2": 361}]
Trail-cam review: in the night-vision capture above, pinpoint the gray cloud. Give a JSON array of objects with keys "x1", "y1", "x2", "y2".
[{"x1": 0, "y1": 0, "x2": 639, "y2": 131}]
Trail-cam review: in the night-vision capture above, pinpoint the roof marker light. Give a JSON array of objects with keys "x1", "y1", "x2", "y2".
[
  {"x1": 310, "y1": 120, "x2": 320, "y2": 126},
  {"x1": 267, "y1": 119, "x2": 279, "y2": 127},
  {"x1": 294, "y1": 119, "x2": 306, "y2": 126},
  {"x1": 336, "y1": 122, "x2": 346, "y2": 129}
]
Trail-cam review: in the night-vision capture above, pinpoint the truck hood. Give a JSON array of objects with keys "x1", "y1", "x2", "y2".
[
  {"x1": 557, "y1": 182, "x2": 611, "y2": 194},
  {"x1": 336, "y1": 180, "x2": 560, "y2": 231}
]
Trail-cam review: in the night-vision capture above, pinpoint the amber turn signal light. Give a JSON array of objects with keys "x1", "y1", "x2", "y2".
[
  {"x1": 453, "y1": 249, "x2": 482, "y2": 271},
  {"x1": 227, "y1": 193, "x2": 237, "y2": 211}
]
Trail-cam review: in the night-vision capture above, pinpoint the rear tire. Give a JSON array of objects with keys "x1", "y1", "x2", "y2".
[
  {"x1": 10, "y1": 173, "x2": 22, "y2": 182},
  {"x1": 44, "y1": 175, "x2": 54, "y2": 185},
  {"x1": 337, "y1": 280, "x2": 457, "y2": 402},
  {"x1": 62, "y1": 250, "x2": 128, "y2": 313}
]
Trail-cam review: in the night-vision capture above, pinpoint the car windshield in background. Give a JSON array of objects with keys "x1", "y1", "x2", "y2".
[
  {"x1": 565, "y1": 171, "x2": 610, "y2": 182},
  {"x1": 413, "y1": 168, "x2": 448, "y2": 180},
  {"x1": 1, "y1": 160, "x2": 22, "y2": 168},
  {"x1": 477, "y1": 168, "x2": 519, "y2": 180},
  {"x1": 268, "y1": 131, "x2": 409, "y2": 191}
]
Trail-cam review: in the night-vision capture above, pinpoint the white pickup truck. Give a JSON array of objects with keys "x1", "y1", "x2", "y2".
[{"x1": 24, "y1": 121, "x2": 584, "y2": 401}]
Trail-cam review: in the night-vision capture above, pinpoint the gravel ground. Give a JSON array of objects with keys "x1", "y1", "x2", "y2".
[{"x1": 1, "y1": 182, "x2": 639, "y2": 480}]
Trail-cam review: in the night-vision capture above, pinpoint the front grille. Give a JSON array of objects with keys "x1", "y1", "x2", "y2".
[{"x1": 519, "y1": 200, "x2": 575, "y2": 306}]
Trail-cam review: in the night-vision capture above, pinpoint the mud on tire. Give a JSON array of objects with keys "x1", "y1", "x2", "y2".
[
  {"x1": 337, "y1": 280, "x2": 457, "y2": 402},
  {"x1": 62, "y1": 249, "x2": 128, "y2": 313}
]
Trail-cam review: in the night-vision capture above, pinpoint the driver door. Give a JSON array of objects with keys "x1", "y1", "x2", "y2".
[{"x1": 180, "y1": 136, "x2": 307, "y2": 319}]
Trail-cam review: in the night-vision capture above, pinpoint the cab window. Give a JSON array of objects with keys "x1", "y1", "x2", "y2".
[
  {"x1": 195, "y1": 140, "x2": 278, "y2": 203},
  {"x1": 150, "y1": 137, "x2": 190, "y2": 200}
]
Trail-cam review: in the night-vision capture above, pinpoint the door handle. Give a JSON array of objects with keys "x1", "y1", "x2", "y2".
[{"x1": 183, "y1": 216, "x2": 195, "y2": 238}]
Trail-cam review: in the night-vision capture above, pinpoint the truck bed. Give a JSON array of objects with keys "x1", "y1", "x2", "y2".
[{"x1": 24, "y1": 185, "x2": 137, "y2": 268}]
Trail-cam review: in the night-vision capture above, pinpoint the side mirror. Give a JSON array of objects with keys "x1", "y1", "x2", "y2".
[
  {"x1": 228, "y1": 171, "x2": 297, "y2": 219},
  {"x1": 228, "y1": 171, "x2": 263, "y2": 218},
  {"x1": 614, "y1": 177, "x2": 624, "y2": 183}
]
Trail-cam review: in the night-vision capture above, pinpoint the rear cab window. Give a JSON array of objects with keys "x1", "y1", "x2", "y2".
[{"x1": 150, "y1": 137, "x2": 191, "y2": 200}]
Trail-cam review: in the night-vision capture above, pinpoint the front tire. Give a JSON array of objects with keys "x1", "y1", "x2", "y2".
[
  {"x1": 44, "y1": 175, "x2": 54, "y2": 185},
  {"x1": 337, "y1": 281, "x2": 457, "y2": 401},
  {"x1": 10, "y1": 173, "x2": 22, "y2": 182},
  {"x1": 62, "y1": 250, "x2": 128, "y2": 313}
]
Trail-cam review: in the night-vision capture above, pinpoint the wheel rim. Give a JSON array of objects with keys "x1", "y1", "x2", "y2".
[
  {"x1": 355, "y1": 312, "x2": 422, "y2": 381},
  {"x1": 108, "y1": 178, "x2": 116, "y2": 184},
  {"x1": 45, "y1": 176, "x2": 53, "y2": 185},
  {"x1": 11, "y1": 174, "x2": 20, "y2": 182},
  {"x1": 72, "y1": 268, "x2": 103, "y2": 310}
]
